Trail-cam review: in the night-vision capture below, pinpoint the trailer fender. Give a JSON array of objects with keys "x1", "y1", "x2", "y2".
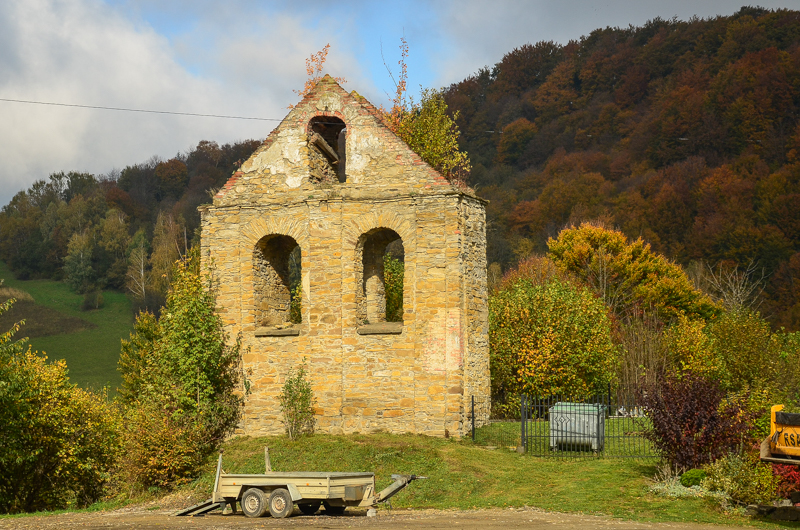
[
  {"x1": 357, "y1": 484, "x2": 376, "y2": 507},
  {"x1": 286, "y1": 483, "x2": 303, "y2": 502}
]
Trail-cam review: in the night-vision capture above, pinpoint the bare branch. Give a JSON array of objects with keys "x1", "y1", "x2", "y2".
[{"x1": 705, "y1": 259, "x2": 766, "y2": 312}]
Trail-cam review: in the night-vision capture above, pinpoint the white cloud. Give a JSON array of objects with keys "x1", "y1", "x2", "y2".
[
  {"x1": 0, "y1": 0, "x2": 384, "y2": 206},
  {"x1": 0, "y1": 0, "x2": 337, "y2": 206},
  {"x1": 0, "y1": 1, "x2": 204, "y2": 203},
  {"x1": 2, "y1": 0, "x2": 798, "y2": 207},
  {"x1": 431, "y1": 0, "x2": 800, "y2": 88}
]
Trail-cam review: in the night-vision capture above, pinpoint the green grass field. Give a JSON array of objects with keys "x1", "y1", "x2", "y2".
[
  {"x1": 176, "y1": 434, "x2": 796, "y2": 528},
  {"x1": 2, "y1": 432, "x2": 796, "y2": 527},
  {"x1": 0, "y1": 261, "x2": 133, "y2": 391}
]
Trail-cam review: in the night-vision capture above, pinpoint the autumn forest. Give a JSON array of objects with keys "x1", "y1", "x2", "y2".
[
  {"x1": 2, "y1": 7, "x2": 800, "y2": 327},
  {"x1": 444, "y1": 6, "x2": 800, "y2": 329}
]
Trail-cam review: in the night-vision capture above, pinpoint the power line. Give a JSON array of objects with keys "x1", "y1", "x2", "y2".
[{"x1": 0, "y1": 97, "x2": 284, "y2": 122}]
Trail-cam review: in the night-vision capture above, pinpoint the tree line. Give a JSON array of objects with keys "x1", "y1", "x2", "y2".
[
  {"x1": 0, "y1": 139, "x2": 261, "y2": 312},
  {"x1": 444, "y1": 6, "x2": 800, "y2": 330},
  {"x1": 490, "y1": 222, "x2": 800, "y2": 502}
]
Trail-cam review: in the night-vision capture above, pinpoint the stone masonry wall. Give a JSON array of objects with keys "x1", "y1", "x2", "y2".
[{"x1": 201, "y1": 76, "x2": 489, "y2": 437}]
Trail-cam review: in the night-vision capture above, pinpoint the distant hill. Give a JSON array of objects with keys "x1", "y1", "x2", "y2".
[
  {"x1": 2, "y1": 7, "x2": 800, "y2": 330},
  {"x1": 0, "y1": 139, "x2": 262, "y2": 317},
  {"x1": 444, "y1": 6, "x2": 800, "y2": 329}
]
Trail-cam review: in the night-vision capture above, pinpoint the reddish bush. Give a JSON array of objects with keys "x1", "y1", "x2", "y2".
[
  {"x1": 773, "y1": 464, "x2": 800, "y2": 500},
  {"x1": 637, "y1": 371, "x2": 757, "y2": 471}
]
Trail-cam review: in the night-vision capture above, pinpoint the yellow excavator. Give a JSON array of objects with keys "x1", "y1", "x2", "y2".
[{"x1": 760, "y1": 405, "x2": 800, "y2": 465}]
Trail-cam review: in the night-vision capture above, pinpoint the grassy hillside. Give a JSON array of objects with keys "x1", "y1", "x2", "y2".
[{"x1": 0, "y1": 260, "x2": 133, "y2": 391}]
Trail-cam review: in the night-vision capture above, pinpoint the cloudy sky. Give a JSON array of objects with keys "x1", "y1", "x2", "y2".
[{"x1": 1, "y1": 0, "x2": 798, "y2": 206}]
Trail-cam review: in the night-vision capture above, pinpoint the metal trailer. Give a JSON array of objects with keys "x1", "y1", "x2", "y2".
[
  {"x1": 175, "y1": 450, "x2": 424, "y2": 518},
  {"x1": 760, "y1": 404, "x2": 800, "y2": 466}
]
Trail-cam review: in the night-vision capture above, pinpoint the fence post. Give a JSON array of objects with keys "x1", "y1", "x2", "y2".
[
  {"x1": 471, "y1": 395, "x2": 475, "y2": 442},
  {"x1": 519, "y1": 394, "x2": 527, "y2": 453}
]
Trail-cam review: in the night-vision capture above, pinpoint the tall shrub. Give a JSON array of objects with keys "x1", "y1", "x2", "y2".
[
  {"x1": 637, "y1": 370, "x2": 756, "y2": 472},
  {"x1": 0, "y1": 289, "x2": 119, "y2": 513},
  {"x1": 774, "y1": 331, "x2": 800, "y2": 405},
  {"x1": 489, "y1": 262, "x2": 617, "y2": 402},
  {"x1": 707, "y1": 309, "x2": 780, "y2": 392},
  {"x1": 662, "y1": 315, "x2": 720, "y2": 378},
  {"x1": 279, "y1": 360, "x2": 316, "y2": 440},
  {"x1": 117, "y1": 248, "x2": 242, "y2": 488}
]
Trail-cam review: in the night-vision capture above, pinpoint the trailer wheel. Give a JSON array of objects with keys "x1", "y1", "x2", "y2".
[
  {"x1": 269, "y1": 488, "x2": 294, "y2": 518},
  {"x1": 298, "y1": 501, "x2": 321, "y2": 515},
  {"x1": 323, "y1": 502, "x2": 346, "y2": 515},
  {"x1": 241, "y1": 488, "x2": 267, "y2": 518}
]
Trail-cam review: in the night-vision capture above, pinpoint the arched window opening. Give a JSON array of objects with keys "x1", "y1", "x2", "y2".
[
  {"x1": 357, "y1": 229, "x2": 404, "y2": 325},
  {"x1": 254, "y1": 235, "x2": 302, "y2": 328},
  {"x1": 308, "y1": 116, "x2": 346, "y2": 184}
]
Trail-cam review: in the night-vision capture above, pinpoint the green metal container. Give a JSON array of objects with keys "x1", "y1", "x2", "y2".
[{"x1": 548, "y1": 402, "x2": 606, "y2": 452}]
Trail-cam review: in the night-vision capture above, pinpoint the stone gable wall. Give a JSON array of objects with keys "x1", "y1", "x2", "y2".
[{"x1": 201, "y1": 77, "x2": 488, "y2": 437}]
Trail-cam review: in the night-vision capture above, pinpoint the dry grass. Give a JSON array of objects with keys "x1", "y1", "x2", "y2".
[
  {"x1": 0, "y1": 286, "x2": 34, "y2": 302},
  {"x1": 0, "y1": 299, "x2": 96, "y2": 338}
]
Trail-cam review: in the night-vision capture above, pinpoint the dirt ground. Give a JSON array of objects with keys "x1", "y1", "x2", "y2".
[{"x1": 0, "y1": 506, "x2": 753, "y2": 530}]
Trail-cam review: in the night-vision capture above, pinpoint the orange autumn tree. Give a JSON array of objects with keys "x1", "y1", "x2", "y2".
[{"x1": 293, "y1": 44, "x2": 346, "y2": 104}]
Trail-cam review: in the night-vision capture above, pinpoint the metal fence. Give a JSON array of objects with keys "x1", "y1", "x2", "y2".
[{"x1": 469, "y1": 389, "x2": 657, "y2": 459}]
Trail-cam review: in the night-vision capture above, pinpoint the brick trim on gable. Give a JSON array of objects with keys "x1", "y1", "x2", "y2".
[
  {"x1": 215, "y1": 125, "x2": 282, "y2": 199},
  {"x1": 304, "y1": 110, "x2": 348, "y2": 136},
  {"x1": 215, "y1": 170, "x2": 243, "y2": 199},
  {"x1": 296, "y1": 75, "x2": 454, "y2": 190}
]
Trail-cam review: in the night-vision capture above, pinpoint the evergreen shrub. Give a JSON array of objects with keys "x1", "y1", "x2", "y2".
[
  {"x1": 680, "y1": 469, "x2": 707, "y2": 487},
  {"x1": 702, "y1": 453, "x2": 777, "y2": 505}
]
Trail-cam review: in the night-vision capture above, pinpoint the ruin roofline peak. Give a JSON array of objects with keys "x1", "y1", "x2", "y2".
[
  {"x1": 294, "y1": 73, "x2": 349, "y2": 106},
  {"x1": 209, "y1": 76, "x2": 483, "y2": 204}
]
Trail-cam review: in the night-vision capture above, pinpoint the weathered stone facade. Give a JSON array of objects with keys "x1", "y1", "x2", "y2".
[{"x1": 200, "y1": 76, "x2": 489, "y2": 437}]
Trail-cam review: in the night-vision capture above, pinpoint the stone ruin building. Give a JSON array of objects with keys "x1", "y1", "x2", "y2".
[{"x1": 200, "y1": 75, "x2": 489, "y2": 437}]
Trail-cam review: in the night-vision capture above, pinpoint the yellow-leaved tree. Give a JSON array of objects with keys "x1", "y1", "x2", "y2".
[
  {"x1": 547, "y1": 222, "x2": 720, "y2": 322},
  {"x1": 0, "y1": 282, "x2": 119, "y2": 513},
  {"x1": 382, "y1": 38, "x2": 471, "y2": 185}
]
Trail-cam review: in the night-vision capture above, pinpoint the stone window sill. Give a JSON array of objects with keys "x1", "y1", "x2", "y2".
[
  {"x1": 255, "y1": 326, "x2": 300, "y2": 337},
  {"x1": 357, "y1": 322, "x2": 404, "y2": 335}
]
